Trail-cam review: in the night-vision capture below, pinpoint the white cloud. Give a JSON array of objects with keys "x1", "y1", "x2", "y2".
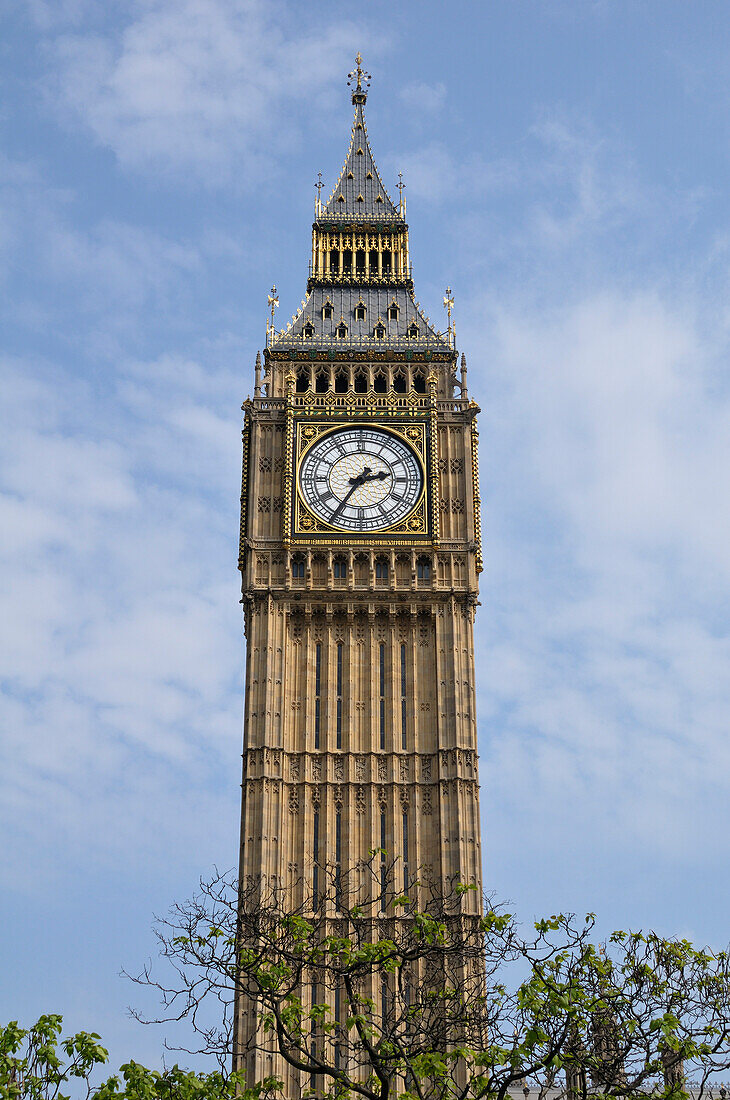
[
  {"x1": 469, "y1": 288, "x2": 730, "y2": 876},
  {"x1": 400, "y1": 80, "x2": 446, "y2": 114},
  {"x1": 42, "y1": 0, "x2": 376, "y2": 182}
]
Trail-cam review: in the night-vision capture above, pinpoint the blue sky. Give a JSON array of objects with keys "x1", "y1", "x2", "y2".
[{"x1": 2, "y1": 0, "x2": 730, "y2": 1075}]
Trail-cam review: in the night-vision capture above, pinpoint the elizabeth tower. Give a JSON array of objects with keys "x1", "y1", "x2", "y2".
[{"x1": 235, "y1": 58, "x2": 484, "y2": 1085}]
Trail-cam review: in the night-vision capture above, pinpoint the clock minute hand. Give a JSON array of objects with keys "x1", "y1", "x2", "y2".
[{"x1": 330, "y1": 475, "x2": 365, "y2": 522}]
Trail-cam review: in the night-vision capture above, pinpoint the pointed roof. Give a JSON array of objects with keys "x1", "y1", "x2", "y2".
[{"x1": 322, "y1": 100, "x2": 399, "y2": 219}]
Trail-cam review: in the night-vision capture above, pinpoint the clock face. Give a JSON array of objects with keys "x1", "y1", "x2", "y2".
[{"x1": 299, "y1": 427, "x2": 423, "y2": 532}]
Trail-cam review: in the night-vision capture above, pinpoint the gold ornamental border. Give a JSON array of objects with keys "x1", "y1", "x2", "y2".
[{"x1": 292, "y1": 420, "x2": 429, "y2": 539}]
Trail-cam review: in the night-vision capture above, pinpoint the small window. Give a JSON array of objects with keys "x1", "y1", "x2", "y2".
[
  {"x1": 337, "y1": 194, "x2": 345, "y2": 202},
  {"x1": 356, "y1": 122, "x2": 363, "y2": 130},
  {"x1": 347, "y1": 171, "x2": 354, "y2": 179},
  {"x1": 388, "y1": 304, "x2": 399, "y2": 321},
  {"x1": 375, "y1": 194, "x2": 384, "y2": 203},
  {"x1": 355, "y1": 304, "x2": 366, "y2": 321},
  {"x1": 315, "y1": 369, "x2": 328, "y2": 393},
  {"x1": 407, "y1": 323, "x2": 419, "y2": 338},
  {"x1": 374, "y1": 370, "x2": 387, "y2": 393},
  {"x1": 366, "y1": 171, "x2": 373, "y2": 180},
  {"x1": 336, "y1": 323, "x2": 348, "y2": 339},
  {"x1": 322, "y1": 303, "x2": 333, "y2": 320},
  {"x1": 413, "y1": 370, "x2": 427, "y2": 394},
  {"x1": 291, "y1": 555, "x2": 305, "y2": 579},
  {"x1": 333, "y1": 556, "x2": 347, "y2": 579},
  {"x1": 356, "y1": 147, "x2": 364, "y2": 156},
  {"x1": 303, "y1": 322, "x2": 314, "y2": 338},
  {"x1": 393, "y1": 370, "x2": 406, "y2": 393},
  {"x1": 354, "y1": 370, "x2": 367, "y2": 393},
  {"x1": 374, "y1": 323, "x2": 385, "y2": 340},
  {"x1": 356, "y1": 194, "x2": 364, "y2": 203},
  {"x1": 375, "y1": 557, "x2": 389, "y2": 580},
  {"x1": 417, "y1": 557, "x2": 431, "y2": 581}
]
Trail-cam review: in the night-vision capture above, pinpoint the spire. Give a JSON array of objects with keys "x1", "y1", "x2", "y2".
[{"x1": 322, "y1": 55, "x2": 399, "y2": 220}]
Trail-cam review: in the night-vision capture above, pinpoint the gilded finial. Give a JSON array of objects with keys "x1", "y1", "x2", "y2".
[
  {"x1": 443, "y1": 286, "x2": 455, "y2": 349},
  {"x1": 347, "y1": 52, "x2": 371, "y2": 103},
  {"x1": 266, "y1": 284, "x2": 279, "y2": 347},
  {"x1": 315, "y1": 171, "x2": 323, "y2": 216}
]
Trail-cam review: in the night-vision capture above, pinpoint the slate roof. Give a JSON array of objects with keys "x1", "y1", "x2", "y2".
[
  {"x1": 272, "y1": 285, "x2": 449, "y2": 351},
  {"x1": 321, "y1": 102, "x2": 400, "y2": 221}
]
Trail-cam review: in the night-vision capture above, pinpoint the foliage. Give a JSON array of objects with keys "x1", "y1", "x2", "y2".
[
  {"x1": 0, "y1": 1015, "x2": 280, "y2": 1100},
  {"x1": 127, "y1": 857, "x2": 730, "y2": 1100}
]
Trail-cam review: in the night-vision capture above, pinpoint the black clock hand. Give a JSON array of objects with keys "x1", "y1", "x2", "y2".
[{"x1": 330, "y1": 476, "x2": 365, "y2": 521}]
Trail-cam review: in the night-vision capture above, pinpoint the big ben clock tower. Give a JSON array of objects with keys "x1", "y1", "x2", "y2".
[{"x1": 235, "y1": 57, "x2": 484, "y2": 1086}]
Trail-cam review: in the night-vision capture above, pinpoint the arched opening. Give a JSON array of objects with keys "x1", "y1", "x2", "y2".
[
  {"x1": 382, "y1": 250, "x2": 392, "y2": 275},
  {"x1": 375, "y1": 556, "x2": 389, "y2": 582},
  {"x1": 393, "y1": 370, "x2": 406, "y2": 393},
  {"x1": 374, "y1": 370, "x2": 387, "y2": 393},
  {"x1": 295, "y1": 367, "x2": 310, "y2": 393},
  {"x1": 342, "y1": 249, "x2": 353, "y2": 274},
  {"x1": 291, "y1": 554, "x2": 305, "y2": 580},
  {"x1": 413, "y1": 369, "x2": 427, "y2": 394},
  {"x1": 315, "y1": 370, "x2": 328, "y2": 394},
  {"x1": 355, "y1": 249, "x2": 366, "y2": 274},
  {"x1": 334, "y1": 369, "x2": 348, "y2": 394},
  {"x1": 354, "y1": 370, "x2": 368, "y2": 393}
]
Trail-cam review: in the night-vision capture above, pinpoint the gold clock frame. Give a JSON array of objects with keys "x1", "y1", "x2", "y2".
[{"x1": 290, "y1": 419, "x2": 431, "y2": 541}]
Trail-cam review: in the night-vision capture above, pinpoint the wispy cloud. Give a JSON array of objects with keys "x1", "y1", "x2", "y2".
[{"x1": 41, "y1": 0, "x2": 379, "y2": 183}]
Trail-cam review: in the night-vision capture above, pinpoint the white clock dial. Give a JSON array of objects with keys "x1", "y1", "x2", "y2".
[{"x1": 299, "y1": 427, "x2": 423, "y2": 532}]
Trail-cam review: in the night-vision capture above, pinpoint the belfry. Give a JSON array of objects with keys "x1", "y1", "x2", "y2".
[{"x1": 235, "y1": 57, "x2": 483, "y2": 1087}]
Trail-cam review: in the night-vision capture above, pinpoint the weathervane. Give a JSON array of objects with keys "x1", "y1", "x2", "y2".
[
  {"x1": 266, "y1": 284, "x2": 279, "y2": 346},
  {"x1": 443, "y1": 286, "x2": 455, "y2": 348},
  {"x1": 315, "y1": 171, "x2": 323, "y2": 215},
  {"x1": 347, "y1": 52, "x2": 371, "y2": 94},
  {"x1": 397, "y1": 171, "x2": 406, "y2": 214}
]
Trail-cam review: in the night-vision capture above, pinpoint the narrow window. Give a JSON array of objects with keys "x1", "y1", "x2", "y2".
[
  {"x1": 334, "y1": 984, "x2": 341, "y2": 1069},
  {"x1": 333, "y1": 556, "x2": 347, "y2": 579},
  {"x1": 407, "y1": 323, "x2": 419, "y2": 339},
  {"x1": 375, "y1": 557, "x2": 388, "y2": 580},
  {"x1": 400, "y1": 643, "x2": 407, "y2": 750},
  {"x1": 380, "y1": 810, "x2": 387, "y2": 909},
  {"x1": 291, "y1": 555, "x2": 305, "y2": 579},
  {"x1": 312, "y1": 813, "x2": 319, "y2": 909},
  {"x1": 354, "y1": 303, "x2": 366, "y2": 321},
  {"x1": 354, "y1": 370, "x2": 367, "y2": 393},
  {"x1": 374, "y1": 370, "x2": 387, "y2": 392},
  {"x1": 336, "y1": 643, "x2": 343, "y2": 750},
  {"x1": 374, "y1": 323, "x2": 385, "y2": 340},
  {"x1": 322, "y1": 302, "x2": 333, "y2": 320},
  {"x1": 303, "y1": 322, "x2": 315, "y2": 338},
  {"x1": 403, "y1": 811, "x2": 409, "y2": 892},
  {"x1": 315, "y1": 369, "x2": 328, "y2": 393},
  {"x1": 336, "y1": 322, "x2": 348, "y2": 339},
  {"x1": 342, "y1": 249, "x2": 352, "y2": 274},
  {"x1": 310, "y1": 981, "x2": 318, "y2": 1090},
  {"x1": 314, "y1": 643, "x2": 321, "y2": 749},
  {"x1": 417, "y1": 557, "x2": 431, "y2": 581},
  {"x1": 335, "y1": 810, "x2": 342, "y2": 909},
  {"x1": 388, "y1": 303, "x2": 399, "y2": 321},
  {"x1": 379, "y1": 643, "x2": 386, "y2": 750},
  {"x1": 393, "y1": 370, "x2": 406, "y2": 393},
  {"x1": 413, "y1": 370, "x2": 426, "y2": 394}
]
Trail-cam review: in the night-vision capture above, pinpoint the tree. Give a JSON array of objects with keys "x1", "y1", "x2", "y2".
[
  {"x1": 128, "y1": 855, "x2": 730, "y2": 1100},
  {"x1": 0, "y1": 1014, "x2": 280, "y2": 1100}
]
